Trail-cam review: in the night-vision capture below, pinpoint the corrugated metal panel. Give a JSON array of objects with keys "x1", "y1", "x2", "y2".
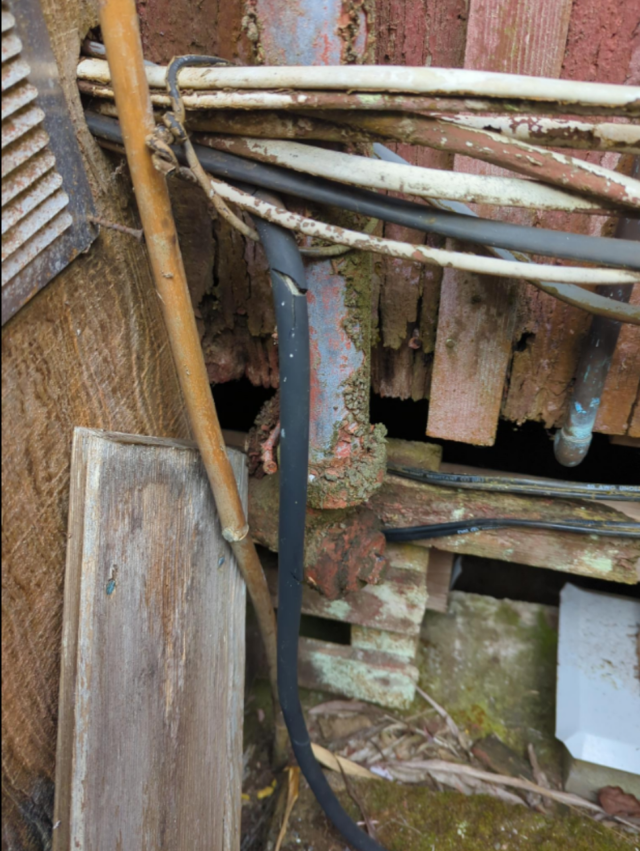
[{"x1": 1, "y1": 0, "x2": 95, "y2": 324}]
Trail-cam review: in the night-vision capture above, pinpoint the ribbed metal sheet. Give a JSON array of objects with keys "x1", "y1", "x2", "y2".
[{"x1": 1, "y1": 0, "x2": 95, "y2": 324}]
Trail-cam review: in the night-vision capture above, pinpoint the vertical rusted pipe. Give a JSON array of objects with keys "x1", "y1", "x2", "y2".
[
  {"x1": 96, "y1": 0, "x2": 281, "y2": 729},
  {"x1": 254, "y1": 0, "x2": 387, "y2": 513},
  {"x1": 554, "y1": 189, "x2": 639, "y2": 466}
]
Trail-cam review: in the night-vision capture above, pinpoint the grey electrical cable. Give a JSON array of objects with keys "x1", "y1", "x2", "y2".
[
  {"x1": 387, "y1": 464, "x2": 640, "y2": 501},
  {"x1": 85, "y1": 113, "x2": 640, "y2": 270}
]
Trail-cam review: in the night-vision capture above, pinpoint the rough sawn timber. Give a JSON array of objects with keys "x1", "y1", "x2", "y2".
[
  {"x1": 367, "y1": 475, "x2": 640, "y2": 585},
  {"x1": 501, "y1": 0, "x2": 640, "y2": 434},
  {"x1": 426, "y1": 0, "x2": 573, "y2": 446},
  {"x1": 1, "y1": 0, "x2": 192, "y2": 845},
  {"x1": 53, "y1": 430, "x2": 246, "y2": 851},
  {"x1": 371, "y1": 0, "x2": 467, "y2": 402}
]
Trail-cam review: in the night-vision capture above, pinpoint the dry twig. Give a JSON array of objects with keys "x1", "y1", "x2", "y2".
[{"x1": 274, "y1": 766, "x2": 300, "y2": 851}]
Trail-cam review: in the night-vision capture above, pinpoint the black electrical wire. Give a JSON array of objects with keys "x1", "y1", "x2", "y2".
[
  {"x1": 384, "y1": 518, "x2": 640, "y2": 543},
  {"x1": 84, "y1": 112, "x2": 640, "y2": 270},
  {"x1": 387, "y1": 464, "x2": 640, "y2": 502},
  {"x1": 250, "y1": 193, "x2": 389, "y2": 851}
]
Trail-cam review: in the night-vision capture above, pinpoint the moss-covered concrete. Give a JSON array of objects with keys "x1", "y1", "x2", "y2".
[
  {"x1": 347, "y1": 781, "x2": 635, "y2": 851},
  {"x1": 274, "y1": 780, "x2": 635, "y2": 850},
  {"x1": 244, "y1": 592, "x2": 637, "y2": 850},
  {"x1": 417, "y1": 592, "x2": 562, "y2": 780}
]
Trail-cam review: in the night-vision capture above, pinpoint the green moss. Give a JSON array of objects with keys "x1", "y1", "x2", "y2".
[
  {"x1": 344, "y1": 782, "x2": 635, "y2": 851},
  {"x1": 416, "y1": 593, "x2": 563, "y2": 779}
]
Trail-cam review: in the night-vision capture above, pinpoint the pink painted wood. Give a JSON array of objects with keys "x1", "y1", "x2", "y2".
[
  {"x1": 595, "y1": 283, "x2": 640, "y2": 435},
  {"x1": 501, "y1": 5, "x2": 640, "y2": 434},
  {"x1": 374, "y1": 0, "x2": 467, "y2": 390},
  {"x1": 426, "y1": 0, "x2": 574, "y2": 446}
]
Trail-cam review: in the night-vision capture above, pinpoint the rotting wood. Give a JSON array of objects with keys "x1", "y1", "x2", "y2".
[
  {"x1": 367, "y1": 474, "x2": 640, "y2": 584},
  {"x1": 250, "y1": 473, "x2": 388, "y2": 600},
  {"x1": 53, "y1": 429, "x2": 246, "y2": 851},
  {"x1": 437, "y1": 461, "x2": 640, "y2": 523},
  {"x1": 298, "y1": 637, "x2": 419, "y2": 710},
  {"x1": 426, "y1": 0, "x2": 574, "y2": 447},
  {"x1": 263, "y1": 543, "x2": 430, "y2": 635},
  {"x1": 501, "y1": 2, "x2": 640, "y2": 434},
  {"x1": 595, "y1": 283, "x2": 640, "y2": 435},
  {"x1": 351, "y1": 627, "x2": 420, "y2": 659},
  {"x1": 423, "y1": 549, "x2": 455, "y2": 613}
]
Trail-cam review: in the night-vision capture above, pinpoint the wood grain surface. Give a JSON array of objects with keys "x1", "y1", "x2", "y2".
[
  {"x1": 501, "y1": 1, "x2": 640, "y2": 433},
  {"x1": 595, "y1": 283, "x2": 640, "y2": 435},
  {"x1": 426, "y1": 0, "x2": 573, "y2": 445},
  {"x1": 371, "y1": 0, "x2": 467, "y2": 402},
  {"x1": 1, "y1": 0, "x2": 192, "y2": 846},
  {"x1": 367, "y1": 474, "x2": 640, "y2": 585},
  {"x1": 53, "y1": 430, "x2": 246, "y2": 851}
]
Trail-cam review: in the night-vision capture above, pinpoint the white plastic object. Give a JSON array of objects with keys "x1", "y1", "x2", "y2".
[{"x1": 556, "y1": 583, "x2": 640, "y2": 776}]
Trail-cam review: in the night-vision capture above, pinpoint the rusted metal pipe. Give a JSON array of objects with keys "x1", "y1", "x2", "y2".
[
  {"x1": 96, "y1": 0, "x2": 283, "y2": 747},
  {"x1": 443, "y1": 115, "x2": 640, "y2": 154},
  {"x1": 555, "y1": 198, "x2": 640, "y2": 467},
  {"x1": 85, "y1": 114, "x2": 640, "y2": 324},
  {"x1": 206, "y1": 135, "x2": 621, "y2": 215}
]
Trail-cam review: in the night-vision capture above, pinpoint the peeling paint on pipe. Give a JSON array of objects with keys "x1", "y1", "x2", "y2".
[{"x1": 255, "y1": 0, "x2": 386, "y2": 512}]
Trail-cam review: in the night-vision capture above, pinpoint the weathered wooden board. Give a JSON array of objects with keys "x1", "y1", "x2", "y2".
[
  {"x1": 501, "y1": 1, "x2": 640, "y2": 433},
  {"x1": 367, "y1": 475, "x2": 640, "y2": 584},
  {"x1": 53, "y1": 430, "x2": 246, "y2": 851},
  {"x1": 629, "y1": 398, "x2": 640, "y2": 438},
  {"x1": 423, "y1": 549, "x2": 455, "y2": 614},
  {"x1": 438, "y1": 461, "x2": 640, "y2": 523},
  {"x1": 298, "y1": 637, "x2": 419, "y2": 710},
  {"x1": 1, "y1": 0, "x2": 193, "y2": 844},
  {"x1": 595, "y1": 283, "x2": 640, "y2": 435},
  {"x1": 371, "y1": 0, "x2": 467, "y2": 402},
  {"x1": 265, "y1": 543, "x2": 429, "y2": 636},
  {"x1": 351, "y1": 627, "x2": 419, "y2": 659},
  {"x1": 426, "y1": 0, "x2": 573, "y2": 445}
]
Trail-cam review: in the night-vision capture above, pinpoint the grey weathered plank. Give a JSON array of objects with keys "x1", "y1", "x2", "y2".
[
  {"x1": 53, "y1": 428, "x2": 246, "y2": 851},
  {"x1": 298, "y1": 637, "x2": 419, "y2": 710},
  {"x1": 264, "y1": 542, "x2": 429, "y2": 636}
]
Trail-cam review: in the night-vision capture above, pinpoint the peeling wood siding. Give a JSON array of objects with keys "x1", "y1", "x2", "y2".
[
  {"x1": 425, "y1": 0, "x2": 574, "y2": 446},
  {"x1": 371, "y1": 0, "x2": 466, "y2": 401},
  {"x1": 169, "y1": 0, "x2": 637, "y2": 439},
  {"x1": 500, "y1": 2, "x2": 640, "y2": 433},
  {"x1": 594, "y1": 284, "x2": 640, "y2": 435}
]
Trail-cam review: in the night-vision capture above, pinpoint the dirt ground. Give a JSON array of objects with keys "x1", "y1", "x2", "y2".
[{"x1": 240, "y1": 593, "x2": 639, "y2": 850}]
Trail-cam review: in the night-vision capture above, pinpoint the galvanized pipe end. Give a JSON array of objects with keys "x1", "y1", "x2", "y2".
[{"x1": 554, "y1": 422, "x2": 594, "y2": 467}]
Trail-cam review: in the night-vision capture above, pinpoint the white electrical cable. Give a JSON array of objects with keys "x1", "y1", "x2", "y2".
[
  {"x1": 322, "y1": 113, "x2": 640, "y2": 208},
  {"x1": 208, "y1": 136, "x2": 612, "y2": 214},
  {"x1": 199, "y1": 173, "x2": 639, "y2": 286},
  {"x1": 441, "y1": 115, "x2": 640, "y2": 153},
  {"x1": 77, "y1": 59, "x2": 640, "y2": 110}
]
